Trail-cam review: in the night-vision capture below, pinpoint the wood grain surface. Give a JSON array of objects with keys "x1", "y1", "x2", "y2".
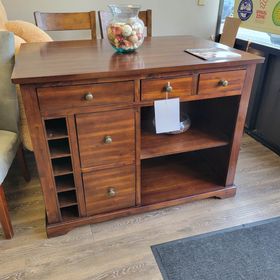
[
  {"x1": 12, "y1": 36, "x2": 264, "y2": 84},
  {"x1": 141, "y1": 153, "x2": 224, "y2": 205},
  {"x1": 141, "y1": 127, "x2": 229, "y2": 159},
  {"x1": 83, "y1": 165, "x2": 136, "y2": 216},
  {"x1": 141, "y1": 76, "x2": 193, "y2": 101},
  {"x1": 34, "y1": 11, "x2": 97, "y2": 40},
  {"x1": 198, "y1": 69, "x2": 246, "y2": 96},
  {"x1": 76, "y1": 109, "x2": 135, "y2": 169},
  {"x1": 20, "y1": 86, "x2": 61, "y2": 224},
  {"x1": 0, "y1": 186, "x2": 14, "y2": 239},
  {"x1": 37, "y1": 81, "x2": 134, "y2": 112}
]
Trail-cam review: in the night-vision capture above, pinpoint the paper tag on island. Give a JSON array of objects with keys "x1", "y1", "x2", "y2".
[{"x1": 154, "y1": 98, "x2": 180, "y2": 134}]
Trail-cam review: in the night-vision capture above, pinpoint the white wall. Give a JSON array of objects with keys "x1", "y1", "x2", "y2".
[{"x1": 2, "y1": 0, "x2": 220, "y2": 40}]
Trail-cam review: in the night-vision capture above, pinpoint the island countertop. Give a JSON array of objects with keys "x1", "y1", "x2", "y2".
[{"x1": 12, "y1": 35, "x2": 264, "y2": 85}]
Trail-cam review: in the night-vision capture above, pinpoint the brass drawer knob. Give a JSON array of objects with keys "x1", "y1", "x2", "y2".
[
  {"x1": 104, "y1": 135, "x2": 113, "y2": 144},
  {"x1": 107, "y1": 187, "x2": 116, "y2": 198},
  {"x1": 84, "y1": 92, "x2": 93, "y2": 101},
  {"x1": 164, "y1": 82, "x2": 173, "y2": 93},
  {"x1": 219, "y1": 80, "x2": 229, "y2": 87}
]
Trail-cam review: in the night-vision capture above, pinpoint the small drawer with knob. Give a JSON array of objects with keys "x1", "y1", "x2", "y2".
[
  {"x1": 141, "y1": 76, "x2": 193, "y2": 101},
  {"x1": 37, "y1": 81, "x2": 134, "y2": 112},
  {"x1": 83, "y1": 165, "x2": 135, "y2": 216},
  {"x1": 198, "y1": 70, "x2": 246, "y2": 96},
  {"x1": 76, "y1": 109, "x2": 135, "y2": 169}
]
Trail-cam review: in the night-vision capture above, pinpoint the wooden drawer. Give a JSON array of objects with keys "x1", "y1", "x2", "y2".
[
  {"x1": 141, "y1": 76, "x2": 193, "y2": 101},
  {"x1": 37, "y1": 81, "x2": 134, "y2": 111},
  {"x1": 76, "y1": 109, "x2": 135, "y2": 169},
  {"x1": 198, "y1": 70, "x2": 246, "y2": 96},
  {"x1": 83, "y1": 165, "x2": 135, "y2": 216}
]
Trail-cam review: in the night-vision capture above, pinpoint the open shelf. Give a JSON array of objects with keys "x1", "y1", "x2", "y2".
[
  {"x1": 45, "y1": 118, "x2": 68, "y2": 140},
  {"x1": 58, "y1": 190, "x2": 77, "y2": 208},
  {"x1": 52, "y1": 157, "x2": 73, "y2": 176},
  {"x1": 141, "y1": 127, "x2": 229, "y2": 159},
  {"x1": 55, "y1": 174, "x2": 75, "y2": 193},
  {"x1": 48, "y1": 138, "x2": 71, "y2": 158},
  {"x1": 60, "y1": 205, "x2": 79, "y2": 221},
  {"x1": 141, "y1": 96, "x2": 240, "y2": 160},
  {"x1": 141, "y1": 152, "x2": 224, "y2": 206}
]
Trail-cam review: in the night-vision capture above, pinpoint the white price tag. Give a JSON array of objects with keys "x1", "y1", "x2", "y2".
[{"x1": 154, "y1": 98, "x2": 180, "y2": 134}]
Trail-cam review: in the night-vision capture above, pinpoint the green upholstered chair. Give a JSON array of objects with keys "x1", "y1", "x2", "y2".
[{"x1": 0, "y1": 31, "x2": 30, "y2": 239}]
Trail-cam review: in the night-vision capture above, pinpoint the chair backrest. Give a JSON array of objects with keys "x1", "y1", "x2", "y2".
[
  {"x1": 219, "y1": 17, "x2": 241, "y2": 48},
  {"x1": 0, "y1": 31, "x2": 18, "y2": 133},
  {"x1": 98, "y1": 9, "x2": 152, "y2": 39},
  {"x1": 34, "y1": 11, "x2": 97, "y2": 40}
]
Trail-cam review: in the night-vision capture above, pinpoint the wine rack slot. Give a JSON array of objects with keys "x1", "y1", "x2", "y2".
[
  {"x1": 55, "y1": 174, "x2": 75, "y2": 193},
  {"x1": 58, "y1": 191, "x2": 78, "y2": 208},
  {"x1": 45, "y1": 118, "x2": 68, "y2": 139},
  {"x1": 61, "y1": 205, "x2": 79, "y2": 221},
  {"x1": 48, "y1": 138, "x2": 71, "y2": 158},
  {"x1": 52, "y1": 157, "x2": 73, "y2": 176},
  {"x1": 44, "y1": 117, "x2": 79, "y2": 221}
]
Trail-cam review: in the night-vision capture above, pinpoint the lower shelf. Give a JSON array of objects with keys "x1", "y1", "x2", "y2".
[{"x1": 141, "y1": 153, "x2": 224, "y2": 206}]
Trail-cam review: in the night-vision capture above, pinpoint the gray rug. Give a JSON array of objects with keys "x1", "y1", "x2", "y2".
[{"x1": 152, "y1": 217, "x2": 280, "y2": 280}]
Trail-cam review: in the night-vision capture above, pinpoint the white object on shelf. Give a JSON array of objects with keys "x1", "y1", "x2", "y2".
[{"x1": 154, "y1": 98, "x2": 180, "y2": 134}]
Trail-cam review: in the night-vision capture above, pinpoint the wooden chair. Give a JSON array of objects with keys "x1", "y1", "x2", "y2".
[
  {"x1": 98, "y1": 9, "x2": 152, "y2": 39},
  {"x1": 34, "y1": 11, "x2": 97, "y2": 40},
  {"x1": 0, "y1": 31, "x2": 30, "y2": 239}
]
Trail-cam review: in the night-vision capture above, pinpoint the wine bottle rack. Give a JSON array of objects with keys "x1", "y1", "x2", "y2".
[{"x1": 44, "y1": 117, "x2": 79, "y2": 221}]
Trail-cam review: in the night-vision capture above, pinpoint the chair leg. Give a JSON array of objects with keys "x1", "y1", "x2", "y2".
[
  {"x1": 0, "y1": 186, "x2": 14, "y2": 239},
  {"x1": 16, "y1": 143, "x2": 31, "y2": 182}
]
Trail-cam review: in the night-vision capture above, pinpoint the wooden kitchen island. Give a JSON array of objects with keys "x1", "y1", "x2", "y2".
[{"x1": 12, "y1": 36, "x2": 263, "y2": 237}]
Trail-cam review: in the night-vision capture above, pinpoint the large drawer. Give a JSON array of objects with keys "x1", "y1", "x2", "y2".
[
  {"x1": 37, "y1": 81, "x2": 134, "y2": 111},
  {"x1": 198, "y1": 70, "x2": 246, "y2": 96},
  {"x1": 141, "y1": 76, "x2": 193, "y2": 101},
  {"x1": 76, "y1": 109, "x2": 135, "y2": 169},
  {"x1": 83, "y1": 165, "x2": 135, "y2": 216}
]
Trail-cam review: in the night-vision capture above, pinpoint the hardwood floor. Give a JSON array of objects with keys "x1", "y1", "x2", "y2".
[{"x1": 1, "y1": 134, "x2": 280, "y2": 280}]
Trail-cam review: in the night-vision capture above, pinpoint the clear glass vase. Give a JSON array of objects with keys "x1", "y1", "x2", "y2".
[{"x1": 107, "y1": 4, "x2": 145, "y2": 53}]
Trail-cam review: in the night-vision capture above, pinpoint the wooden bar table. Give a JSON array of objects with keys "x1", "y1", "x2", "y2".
[{"x1": 12, "y1": 36, "x2": 264, "y2": 237}]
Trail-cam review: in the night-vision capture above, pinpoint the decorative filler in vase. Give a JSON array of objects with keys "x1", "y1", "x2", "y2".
[{"x1": 107, "y1": 4, "x2": 145, "y2": 53}]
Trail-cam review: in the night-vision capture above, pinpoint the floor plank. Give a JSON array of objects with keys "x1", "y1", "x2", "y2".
[{"x1": 1, "y1": 135, "x2": 280, "y2": 280}]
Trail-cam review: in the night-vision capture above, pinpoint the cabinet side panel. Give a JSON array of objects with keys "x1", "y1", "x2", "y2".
[
  {"x1": 225, "y1": 64, "x2": 257, "y2": 185},
  {"x1": 20, "y1": 85, "x2": 60, "y2": 223}
]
